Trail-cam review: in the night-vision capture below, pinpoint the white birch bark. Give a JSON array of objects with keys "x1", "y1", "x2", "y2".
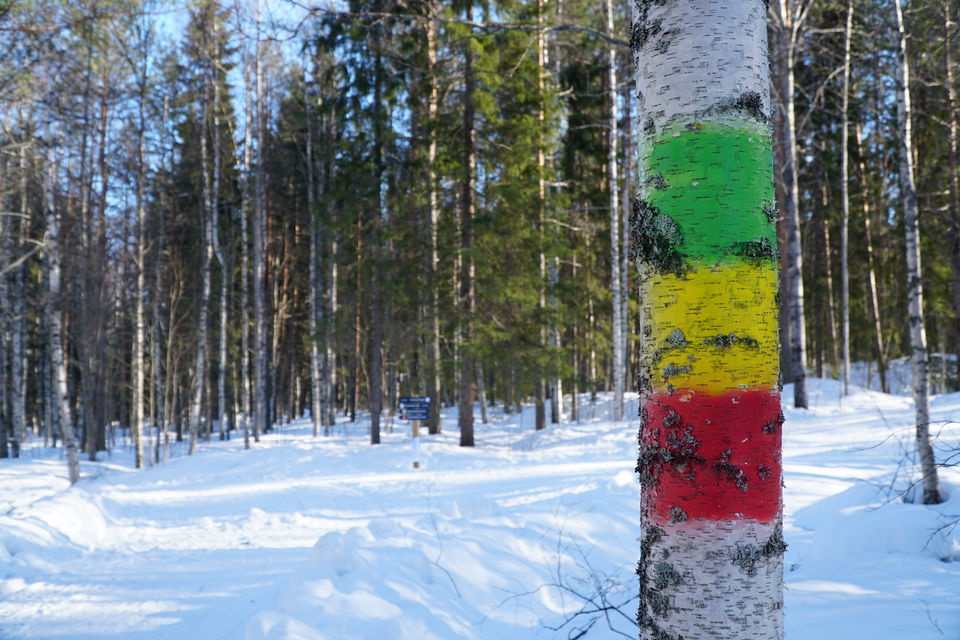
[
  {"x1": 189, "y1": 54, "x2": 215, "y2": 456},
  {"x1": 549, "y1": 257, "x2": 562, "y2": 423},
  {"x1": 11, "y1": 138, "x2": 29, "y2": 455},
  {"x1": 773, "y1": 0, "x2": 809, "y2": 408},
  {"x1": 132, "y1": 58, "x2": 148, "y2": 468},
  {"x1": 606, "y1": 0, "x2": 624, "y2": 423},
  {"x1": 44, "y1": 160, "x2": 80, "y2": 485},
  {"x1": 634, "y1": 2, "x2": 783, "y2": 637},
  {"x1": 325, "y1": 234, "x2": 338, "y2": 431},
  {"x1": 895, "y1": 0, "x2": 941, "y2": 505}
]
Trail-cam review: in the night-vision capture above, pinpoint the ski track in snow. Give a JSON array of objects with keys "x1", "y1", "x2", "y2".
[{"x1": 0, "y1": 380, "x2": 958, "y2": 639}]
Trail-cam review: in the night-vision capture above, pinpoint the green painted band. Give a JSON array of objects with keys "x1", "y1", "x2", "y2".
[{"x1": 641, "y1": 120, "x2": 776, "y2": 264}]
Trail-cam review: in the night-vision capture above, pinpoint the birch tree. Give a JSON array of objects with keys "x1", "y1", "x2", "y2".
[
  {"x1": 633, "y1": 1, "x2": 784, "y2": 637},
  {"x1": 771, "y1": 0, "x2": 810, "y2": 409},
  {"x1": 606, "y1": 0, "x2": 624, "y2": 423},
  {"x1": 894, "y1": 0, "x2": 941, "y2": 506},
  {"x1": 840, "y1": 0, "x2": 852, "y2": 396},
  {"x1": 44, "y1": 158, "x2": 81, "y2": 485}
]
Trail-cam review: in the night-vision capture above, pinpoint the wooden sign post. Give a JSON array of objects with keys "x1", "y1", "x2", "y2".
[{"x1": 399, "y1": 397, "x2": 431, "y2": 469}]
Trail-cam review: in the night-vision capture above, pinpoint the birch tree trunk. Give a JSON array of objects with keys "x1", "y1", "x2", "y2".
[
  {"x1": 132, "y1": 47, "x2": 148, "y2": 468},
  {"x1": 11, "y1": 137, "x2": 29, "y2": 456},
  {"x1": 549, "y1": 257, "x2": 562, "y2": 423},
  {"x1": 633, "y1": 2, "x2": 784, "y2": 637},
  {"x1": 189, "y1": 56, "x2": 214, "y2": 456},
  {"x1": 44, "y1": 160, "x2": 81, "y2": 485},
  {"x1": 606, "y1": 0, "x2": 624, "y2": 423},
  {"x1": 840, "y1": 1, "x2": 852, "y2": 396},
  {"x1": 894, "y1": 0, "x2": 941, "y2": 506},
  {"x1": 621, "y1": 54, "x2": 633, "y2": 405},
  {"x1": 773, "y1": 0, "x2": 808, "y2": 408},
  {"x1": 325, "y1": 233, "x2": 338, "y2": 430}
]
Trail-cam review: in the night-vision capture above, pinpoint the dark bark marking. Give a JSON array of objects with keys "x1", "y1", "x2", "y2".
[
  {"x1": 762, "y1": 410, "x2": 785, "y2": 434},
  {"x1": 715, "y1": 448, "x2": 749, "y2": 492},
  {"x1": 730, "y1": 237, "x2": 779, "y2": 262},
  {"x1": 764, "y1": 201, "x2": 778, "y2": 223},
  {"x1": 703, "y1": 333, "x2": 760, "y2": 349},
  {"x1": 730, "y1": 525, "x2": 787, "y2": 577},
  {"x1": 647, "y1": 172, "x2": 669, "y2": 191},
  {"x1": 631, "y1": 197, "x2": 686, "y2": 275}
]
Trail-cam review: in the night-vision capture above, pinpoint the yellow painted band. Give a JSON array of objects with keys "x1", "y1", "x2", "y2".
[{"x1": 641, "y1": 260, "x2": 779, "y2": 394}]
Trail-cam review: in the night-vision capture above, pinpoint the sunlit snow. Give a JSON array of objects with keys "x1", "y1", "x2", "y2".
[{"x1": 0, "y1": 379, "x2": 958, "y2": 639}]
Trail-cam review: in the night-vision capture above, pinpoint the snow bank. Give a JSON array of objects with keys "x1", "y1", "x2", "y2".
[{"x1": 246, "y1": 474, "x2": 639, "y2": 640}]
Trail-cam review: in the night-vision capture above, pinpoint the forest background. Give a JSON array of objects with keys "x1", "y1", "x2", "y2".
[{"x1": 0, "y1": 0, "x2": 956, "y2": 476}]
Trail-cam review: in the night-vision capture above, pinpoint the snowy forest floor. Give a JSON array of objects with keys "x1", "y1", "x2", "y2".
[{"x1": 1, "y1": 379, "x2": 959, "y2": 640}]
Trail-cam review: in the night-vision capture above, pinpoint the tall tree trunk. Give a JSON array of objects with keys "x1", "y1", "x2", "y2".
[
  {"x1": 11, "y1": 136, "x2": 29, "y2": 457},
  {"x1": 840, "y1": 1, "x2": 852, "y2": 395},
  {"x1": 606, "y1": 0, "x2": 624, "y2": 422},
  {"x1": 253, "y1": 5, "x2": 269, "y2": 442},
  {"x1": 324, "y1": 179, "x2": 338, "y2": 432},
  {"x1": 534, "y1": 0, "x2": 547, "y2": 432},
  {"x1": 189, "y1": 54, "x2": 214, "y2": 456},
  {"x1": 773, "y1": 0, "x2": 808, "y2": 408},
  {"x1": 132, "y1": 54, "x2": 148, "y2": 468},
  {"x1": 621, "y1": 52, "x2": 633, "y2": 406},
  {"x1": 241, "y1": 52, "x2": 254, "y2": 449},
  {"x1": 458, "y1": 0, "x2": 476, "y2": 448},
  {"x1": 855, "y1": 124, "x2": 887, "y2": 393},
  {"x1": 945, "y1": 2, "x2": 960, "y2": 386},
  {"x1": 1, "y1": 151, "x2": 11, "y2": 459},
  {"x1": 369, "y1": 30, "x2": 385, "y2": 446},
  {"x1": 634, "y1": 2, "x2": 784, "y2": 637},
  {"x1": 44, "y1": 160, "x2": 81, "y2": 485},
  {"x1": 817, "y1": 139, "x2": 839, "y2": 372},
  {"x1": 549, "y1": 257, "x2": 562, "y2": 423},
  {"x1": 211, "y1": 40, "x2": 228, "y2": 442},
  {"x1": 426, "y1": 6, "x2": 442, "y2": 435},
  {"x1": 306, "y1": 72, "x2": 322, "y2": 438},
  {"x1": 895, "y1": 0, "x2": 941, "y2": 505}
]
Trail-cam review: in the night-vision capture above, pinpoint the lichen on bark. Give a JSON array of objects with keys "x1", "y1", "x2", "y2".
[
  {"x1": 630, "y1": 197, "x2": 686, "y2": 275},
  {"x1": 730, "y1": 526, "x2": 787, "y2": 577}
]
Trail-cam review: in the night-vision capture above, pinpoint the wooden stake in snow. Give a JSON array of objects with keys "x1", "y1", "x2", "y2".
[{"x1": 632, "y1": 1, "x2": 784, "y2": 637}]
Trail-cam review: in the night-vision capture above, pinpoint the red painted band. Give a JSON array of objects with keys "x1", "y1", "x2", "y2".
[{"x1": 640, "y1": 387, "x2": 782, "y2": 524}]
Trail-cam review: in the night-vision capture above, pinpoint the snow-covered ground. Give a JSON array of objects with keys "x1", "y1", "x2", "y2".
[{"x1": 0, "y1": 380, "x2": 958, "y2": 639}]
